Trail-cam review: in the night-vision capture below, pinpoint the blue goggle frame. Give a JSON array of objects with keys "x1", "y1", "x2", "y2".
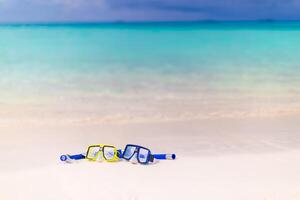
[{"x1": 121, "y1": 144, "x2": 176, "y2": 164}]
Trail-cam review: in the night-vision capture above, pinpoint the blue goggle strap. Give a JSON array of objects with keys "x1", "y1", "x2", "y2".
[
  {"x1": 60, "y1": 153, "x2": 85, "y2": 162},
  {"x1": 117, "y1": 149, "x2": 123, "y2": 158},
  {"x1": 152, "y1": 154, "x2": 176, "y2": 160}
]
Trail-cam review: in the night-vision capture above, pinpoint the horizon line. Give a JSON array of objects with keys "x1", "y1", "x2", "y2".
[{"x1": 1, "y1": 19, "x2": 300, "y2": 25}]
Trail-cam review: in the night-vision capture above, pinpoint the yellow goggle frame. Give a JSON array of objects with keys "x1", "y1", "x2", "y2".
[{"x1": 86, "y1": 144, "x2": 119, "y2": 162}]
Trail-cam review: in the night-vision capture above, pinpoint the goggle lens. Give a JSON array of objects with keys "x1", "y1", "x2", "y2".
[
  {"x1": 103, "y1": 146, "x2": 115, "y2": 160},
  {"x1": 138, "y1": 148, "x2": 150, "y2": 163},
  {"x1": 87, "y1": 146, "x2": 101, "y2": 159},
  {"x1": 123, "y1": 146, "x2": 136, "y2": 160}
]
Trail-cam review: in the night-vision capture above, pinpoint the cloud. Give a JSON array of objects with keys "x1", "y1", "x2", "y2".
[
  {"x1": 105, "y1": 0, "x2": 299, "y2": 15},
  {"x1": 136, "y1": 0, "x2": 300, "y2": 19},
  {"x1": 1, "y1": 0, "x2": 300, "y2": 22},
  {"x1": 39, "y1": 0, "x2": 106, "y2": 8},
  {"x1": 1, "y1": 0, "x2": 106, "y2": 9}
]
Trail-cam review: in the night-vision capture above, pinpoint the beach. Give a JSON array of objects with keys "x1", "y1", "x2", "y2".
[
  {"x1": 1, "y1": 22, "x2": 300, "y2": 199},
  {"x1": 1, "y1": 117, "x2": 300, "y2": 199}
]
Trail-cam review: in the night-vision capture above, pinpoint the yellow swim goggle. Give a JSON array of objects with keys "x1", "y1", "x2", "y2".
[{"x1": 86, "y1": 144, "x2": 120, "y2": 162}]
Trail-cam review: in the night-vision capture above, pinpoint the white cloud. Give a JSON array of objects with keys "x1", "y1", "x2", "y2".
[
  {"x1": 0, "y1": 0, "x2": 106, "y2": 9},
  {"x1": 36, "y1": 0, "x2": 106, "y2": 8}
]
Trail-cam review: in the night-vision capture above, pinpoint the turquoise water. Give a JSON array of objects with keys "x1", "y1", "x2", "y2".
[{"x1": 1, "y1": 22, "x2": 300, "y2": 123}]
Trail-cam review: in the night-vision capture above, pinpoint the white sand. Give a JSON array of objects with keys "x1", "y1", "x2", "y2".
[
  {"x1": 2, "y1": 152, "x2": 300, "y2": 200},
  {"x1": 1, "y1": 117, "x2": 300, "y2": 200}
]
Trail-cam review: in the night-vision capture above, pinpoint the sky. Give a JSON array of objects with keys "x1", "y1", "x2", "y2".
[{"x1": 0, "y1": 0, "x2": 300, "y2": 22}]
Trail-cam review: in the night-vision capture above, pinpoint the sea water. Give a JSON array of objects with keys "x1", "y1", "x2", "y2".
[{"x1": 0, "y1": 22, "x2": 300, "y2": 124}]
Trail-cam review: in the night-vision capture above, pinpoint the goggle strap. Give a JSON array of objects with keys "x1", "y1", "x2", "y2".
[
  {"x1": 153, "y1": 154, "x2": 176, "y2": 160},
  {"x1": 60, "y1": 153, "x2": 85, "y2": 162},
  {"x1": 149, "y1": 154, "x2": 154, "y2": 162},
  {"x1": 69, "y1": 154, "x2": 86, "y2": 160},
  {"x1": 117, "y1": 149, "x2": 123, "y2": 158}
]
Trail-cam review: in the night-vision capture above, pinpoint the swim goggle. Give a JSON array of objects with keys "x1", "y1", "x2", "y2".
[
  {"x1": 60, "y1": 144, "x2": 176, "y2": 165},
  {"x1": 122, "y1": 144, "x2": 176, "y2": 164},
  {"x1": 60, "y1": 144, "x2": 121, "y2": 163}
]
